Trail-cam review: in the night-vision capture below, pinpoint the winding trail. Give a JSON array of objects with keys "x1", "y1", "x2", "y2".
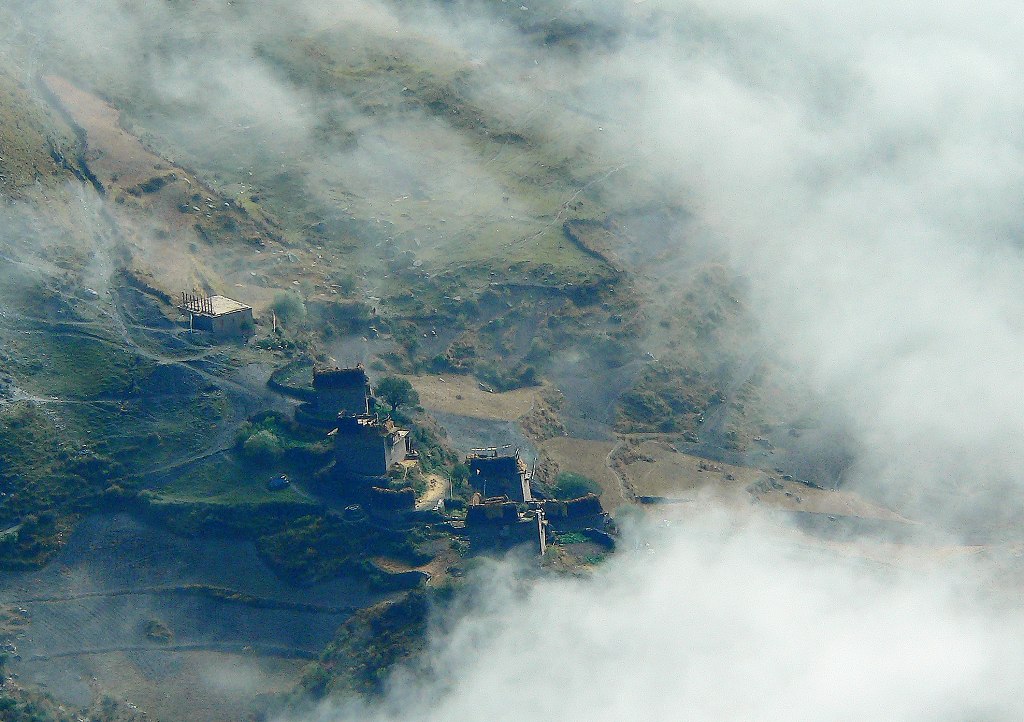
[
  {"x1": 0, "y1": 206, "x2": 294, "y2": 483},
  {"x1": 23, "y1": 642, "x2": 318, "y2": 662},
  {"x1": 605, "y1": 438, "x2": 635, "y2": 504},
  {"x1": 8, "y1": 585, "x2": 354, "y2": 614}
]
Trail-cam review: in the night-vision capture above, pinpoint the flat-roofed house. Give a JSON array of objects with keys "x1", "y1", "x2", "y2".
[
  {"x1": 331, "y1": 412, "x2": 412, "y2": 478},
  {"x1": 179, "y1": 292, "x2": 253, "y2": 335},
  {"x1": 466, "y1": 446, "x2": 532, "y2": 502}
]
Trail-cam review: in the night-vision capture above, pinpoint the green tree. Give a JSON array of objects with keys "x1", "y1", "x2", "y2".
[
  {"x1": 375, "y1": 376, "x2": 419, "y2": 413},
  {"x1": 242, "y1": 429, "x2": 283, "y2": 464},
  {"x1": 301, "y1": 663, "x2": 332, "y2": 699},
  {"x1": 451, "y1": 463, "x2": 470, "y2": 484},
  {"x1": 553, "y1": 471, "x2": 602, "y2": 499}
]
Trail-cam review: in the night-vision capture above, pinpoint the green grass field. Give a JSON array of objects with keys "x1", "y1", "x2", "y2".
[{"x1": 157, "y1": 454, "x2": 308, "y2": 505}]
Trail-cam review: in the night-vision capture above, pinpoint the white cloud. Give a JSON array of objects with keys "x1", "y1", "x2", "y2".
[
  {"x1": 290, "y1": 517, "x2": 1024, "y2": 721},
  {"x1": 567, "y1": 1, "x2": 1024, "y2": 526},
  {"x1": 275, "y1": 2, "x2": 1024, "y2": 717}
]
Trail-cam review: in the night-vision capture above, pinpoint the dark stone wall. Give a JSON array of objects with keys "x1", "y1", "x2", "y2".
[
  {"x1": 192, "y1": 308, "x2": 252, "y2": 335},
  {"x1": 336, "y1": 429, "x2": 388, "y2": 476},
  {"x1": 542, "y1": 493, "x2": 604, "y2": 518},
  {"x1": 369, "y1": 486, "x2": 415, "y2": 511},
  {"x1": 468, "y1": 456, "x2": 527, "y2": 501},
  {"x1": 315, "y1": 387, "x2": 369, "y2": 416},
  {"x1": 466, "y1": 501, "x2": 520, "y2": 525}
]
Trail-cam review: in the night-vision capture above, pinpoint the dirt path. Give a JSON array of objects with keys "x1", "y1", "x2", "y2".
[
  {"x1": 24, "y1": 642, "x2": 318, "y2": 662},
  {"x1": 416, "y1": 473, "x2": 448, "y2": 511},
  {"x1": 605, "y1": 438, "x2": 636, "y2": 504},
  {"x1": 6, "y1": 585, "x2": 353, "y2": 613}
]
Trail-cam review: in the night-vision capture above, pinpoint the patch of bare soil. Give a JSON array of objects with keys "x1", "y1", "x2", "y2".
[
  {"x1": 42, "y1": 76, "x2": 166, "y2": 190},
  {"x1": 538, "y1": 437, "x2": 625, "y2": 510},
  {"x1": 406, "y1": 374, "x2": 541, "y2": 420},
  {"x1": 430, "y1": 410, "x2": 538, "y2": 464},
  {"x1": 620, "y1": 439, "x2": 907, "y2": 523},
  {"x1": 39, "y1": 76, "x2": 339, "y2": 314},
  {"x1": 415, "y1": 473, "x2": 448, "y2": 511}
]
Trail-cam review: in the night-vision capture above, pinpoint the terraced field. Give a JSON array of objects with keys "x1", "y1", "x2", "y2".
[{"x1": 0, "y1": 514, "x2": 382, "y2": 720}]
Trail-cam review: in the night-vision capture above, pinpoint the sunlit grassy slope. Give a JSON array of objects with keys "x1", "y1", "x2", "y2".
[
  {"x1": 65, "y1": 23, "x2": 617, "y2": 283},
  {"x1": 0, "y1": 68, "x2": 80, "y2": 196}
]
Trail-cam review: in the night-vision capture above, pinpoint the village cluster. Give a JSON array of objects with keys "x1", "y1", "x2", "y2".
[{"x1": 179, "y1": 291, "x2": 613, "y2": 556}]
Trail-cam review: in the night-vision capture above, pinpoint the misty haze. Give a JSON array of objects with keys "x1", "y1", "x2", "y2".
[{"x1": 0, "y1": 1, "x2": 1023, "y2": 720}]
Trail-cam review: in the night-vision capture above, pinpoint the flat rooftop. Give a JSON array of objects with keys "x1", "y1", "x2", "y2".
[
  {"x1": 181, "y1": 295, "x2": 251, "y2": 316},
  {"x1": 468, "y1": 446, "x2": 520, "y2": 460}
]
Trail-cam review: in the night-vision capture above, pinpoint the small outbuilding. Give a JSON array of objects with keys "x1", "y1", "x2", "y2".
[{"x1": 179, "y1": 292, "x2": 253, "y2": 335}]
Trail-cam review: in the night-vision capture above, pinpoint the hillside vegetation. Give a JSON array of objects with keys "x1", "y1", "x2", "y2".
[{"x1": 0, "y1": 69, "x2": 82, "y2": 197}]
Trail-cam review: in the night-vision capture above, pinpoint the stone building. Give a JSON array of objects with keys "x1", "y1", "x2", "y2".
[
  {"x1": 465, "y1": 492, "x2": 548, "y2": 555},
  {"x1": 313, "y1": 366, "x2": 371, "y2": 417},
  {"x1": 541, "y1": 493, "x2": 606, "y2": 530},
  {"x1": 179, "y1": 292, "x2": 252, "y2": 335},
  {"x1": 330, "y1": 412, "x2": 412, "y2": 478},
  {"x1": 467, "y1": 447, "x2": 532, "y2": 502}
]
